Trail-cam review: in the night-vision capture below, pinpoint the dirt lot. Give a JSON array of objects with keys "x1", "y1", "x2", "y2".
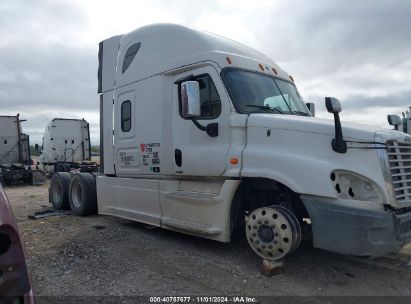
[{"x1": 4, "y1": 183, "x2": 411, "y2": 300}]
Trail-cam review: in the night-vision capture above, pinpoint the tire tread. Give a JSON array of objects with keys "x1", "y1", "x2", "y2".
[
  {"x1": 49, "y1": 172, "x2": 71, "y2": 209},
  {"x1": 69, "y1": 173, "x2": 97, "y2": 216}
]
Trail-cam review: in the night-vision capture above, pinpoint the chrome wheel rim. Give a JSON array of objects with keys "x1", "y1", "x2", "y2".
[
  {"x1": 71, "y1": 181, "x2": 83, "y2": 208},
  {"x1": 246, "y1": 205, "x2": 301, "y2": 260}
]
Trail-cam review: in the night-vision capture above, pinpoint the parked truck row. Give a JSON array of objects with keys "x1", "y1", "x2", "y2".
[
  {"x1": 0, "y1": 116, "x2": 97, "y2": 186},
  {"x1": 46, "y1": 24, "x2": 411, "y2": 262}
]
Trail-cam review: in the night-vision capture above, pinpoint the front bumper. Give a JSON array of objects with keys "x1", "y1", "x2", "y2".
[{"x1": 301, "y1": 195, "x2": 411, "y2": 257}]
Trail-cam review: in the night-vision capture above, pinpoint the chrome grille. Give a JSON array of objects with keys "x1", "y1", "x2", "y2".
[{"x1": 387, "y1": 140, "x2": 411, "y2": 203}]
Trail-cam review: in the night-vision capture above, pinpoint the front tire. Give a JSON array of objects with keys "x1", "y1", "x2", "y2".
[
  {"x1": 246, "y1": 205, "x2": 302, "y2": 260},
  {"x1": 69, "y1": 173, "x2": 97, "y2": 216}
]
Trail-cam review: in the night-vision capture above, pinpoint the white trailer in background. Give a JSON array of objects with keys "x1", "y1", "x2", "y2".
[
  {"x1": 49, "y1": 24, "x2": 411, "y2": 262},
  {"x1": 0, "y1": 115, "x2": 30, "y2": 164},
  {"x1": 0, "y1": 114, "x2": 45, "y2": 186},
  {"x1": 39, "y1": 118, "x2": 97, "y2": 174}
]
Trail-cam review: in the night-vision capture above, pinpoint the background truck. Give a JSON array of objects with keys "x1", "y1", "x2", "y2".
[
  {"x1": 49, "y1": 24, "x2": 411, "y2": 262},
  {"x1": 0, "y1": 114, "x2": 45, "y2": 186},
  {"x1": 38, "y1": 118, "x2": 97, "y2": 174},
  {"x1": 387, "y1": 108, "x2": 411, "y2": 134}
]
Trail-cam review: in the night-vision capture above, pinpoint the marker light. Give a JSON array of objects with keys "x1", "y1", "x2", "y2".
[
  {"x1": 258, "y1": 64, "x2": 264, "y2": 71},
  {"x1": 272, "y1": 68, "x2": 277, "y2": 75},
  {"x1": 226, "y1": 57, "x2": 232, "y2": 64},
  {"x1": 289, "y1": 75, "x2": 294, "y2": 82},
  {"x1": 230, "y1": 158, "x2": 239, "y2": 165}
]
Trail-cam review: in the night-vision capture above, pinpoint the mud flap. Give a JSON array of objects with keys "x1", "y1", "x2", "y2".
[{"x1": 30, "y1": 170, "x2": 46, "y2": 185}]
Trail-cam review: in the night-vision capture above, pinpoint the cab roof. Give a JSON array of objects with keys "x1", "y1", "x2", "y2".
[{"x1": 113, "y1": 24, "x2": 290, "y2": 88}]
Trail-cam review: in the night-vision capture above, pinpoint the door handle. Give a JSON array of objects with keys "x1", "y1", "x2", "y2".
[{"x1": 174, "y1": 149, "x2": 182, "y2": 167}]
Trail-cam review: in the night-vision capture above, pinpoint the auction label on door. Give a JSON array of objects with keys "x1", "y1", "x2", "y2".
[
  {"x1": 140, "y1": 142, "x2": 161, "y2": 173},
  {"x1": 118, "y1": 149, "x2": 140, "y2": 167}
]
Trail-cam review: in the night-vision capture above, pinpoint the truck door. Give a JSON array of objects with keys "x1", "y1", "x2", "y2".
[
  {"x1": 110, "y1": 84, "x2": 162, "y2": 226},
  {"x1": 113, "y1": 88, "x2": 139, "y2": 177},
  {"x1": 172, "y1": 66, "x2": 230, "y2": 176}
]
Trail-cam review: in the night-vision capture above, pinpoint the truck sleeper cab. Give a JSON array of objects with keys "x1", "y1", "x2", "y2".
[
  {"x1": 50, "y1": 24, "x2": 411, "y2": 261},
  {"x1": 39, "y1": 118, "x2": 96, "y2": 174},
  {"x1": 0, "y1": 114, "x2": 45, "y2": 186}
]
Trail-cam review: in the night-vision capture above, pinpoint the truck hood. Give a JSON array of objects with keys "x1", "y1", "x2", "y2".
[{"x1": 247, "y1": 114, "x2": 382, "y2": 141}]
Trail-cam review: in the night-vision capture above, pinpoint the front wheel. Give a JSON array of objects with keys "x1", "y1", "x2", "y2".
[{"x1": 246, "y1": 205, "x2": 301, "y2": 260}]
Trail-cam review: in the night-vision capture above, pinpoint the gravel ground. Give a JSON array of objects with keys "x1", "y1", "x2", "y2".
[{"x1": 4, "y1": 183, "x2": 411, "y2": 301}]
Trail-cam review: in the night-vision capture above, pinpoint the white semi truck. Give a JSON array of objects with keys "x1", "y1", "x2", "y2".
[
  {"x1": 49, "y1": 24, "x2": 411, "y2": 261},
  {"x1": 38, "y1": 118, "x2": 97, "y2": 174},
  {"x1": 387, "y1": 109, "x2": 411, "y2": 134},
  {"x1": 0, "y1": 114, "x2": 45, "y2": 186}
]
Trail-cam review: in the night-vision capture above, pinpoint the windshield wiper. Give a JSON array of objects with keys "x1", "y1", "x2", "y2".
[
  {"x1": 246, "y1": 104, "x2": 284, "y2": 114},
  {"x1": 291, "y1": 110, "x2": 310, "y2": 116}
]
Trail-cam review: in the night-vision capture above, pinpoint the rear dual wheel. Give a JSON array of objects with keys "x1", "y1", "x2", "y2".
[
  {"x1": 49, "y1": 172, "x2": 97, "y2": 216},
  {"x1": 49, "y1": 172, "x2": 71, "y2": 209},
  {"x1": 246, "y1": 205, "x2": 301, "y2": 260},
  {"x1": 69, "y1": 173, "x2": 97, "y2": 216}
]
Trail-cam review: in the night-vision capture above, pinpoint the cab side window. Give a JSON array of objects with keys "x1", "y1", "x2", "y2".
[
  {"x1": 121, "y1": 100, "x2": 132, "y2": 132},
  {"x1": 179, "y1": 74, "x2": 221, "y2": 119}
]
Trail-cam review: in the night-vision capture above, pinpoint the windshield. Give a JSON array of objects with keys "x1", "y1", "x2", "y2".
[{"x1": 223, "y1": 69, "x2": 311, "y2": 116}]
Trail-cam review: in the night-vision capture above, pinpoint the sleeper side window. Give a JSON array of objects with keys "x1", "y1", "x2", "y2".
[
  {"x1": 122, "y1": 42, "x2": 141, "y2": 73},
  {"x1": 121, "y1": 100, "x2": 132, "y2": 132},
  {"x1": 179, "y1": 74, "x2": 221, "y2": 119}
]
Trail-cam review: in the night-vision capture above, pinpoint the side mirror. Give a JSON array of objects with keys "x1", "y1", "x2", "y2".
[
  {"x1": 387, "y1": 114, "x2": 401, "y2": 131},
  {"x1": 35, "y1": 144, "x2": 39, "y2": 152},
  {"x1": 306, "y1": 102, "x2": 315, "y2": 116},
  {"x1": 181, "y1": 81, "x2": 201, "y2": 118},
  {"x1": 325, "y1": 97, "x2": 346, "y2": 153},
  {"x1": 325, "y1": 97, "x2": 341, "y2": 114}
]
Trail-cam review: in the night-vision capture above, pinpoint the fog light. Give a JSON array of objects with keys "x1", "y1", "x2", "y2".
[{"x1": 0, "y1": 233, "x2": 11, "y2": 255}]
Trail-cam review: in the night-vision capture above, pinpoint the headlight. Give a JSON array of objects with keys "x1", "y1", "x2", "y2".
[{"x1": 330, "y1": 170, "x2": 384, "y2": 203}]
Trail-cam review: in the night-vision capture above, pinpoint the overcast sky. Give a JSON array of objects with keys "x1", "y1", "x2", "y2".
[{"x1": 1, "y1": 0, "x2": 410, "y2": 144}]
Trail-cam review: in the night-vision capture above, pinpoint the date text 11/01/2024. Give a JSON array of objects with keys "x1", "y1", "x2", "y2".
[{"x1": 149, "y1": 296, "x2": 257, "y2": 303}]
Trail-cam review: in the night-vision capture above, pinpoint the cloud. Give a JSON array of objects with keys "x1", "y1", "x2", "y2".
[
  {"x1": 0, "y1": 0, "x2": 98, "y2": 143},
  {"x1": 263, "y1": 1, "x2": 411, "y2": 100},
  {"x1": 343, "y1": 90, "x2": 411, "y2": 111},
  {"x1": 0, "y1": 0, "x2": 410, "y2": 144},
  {"x1": 253, "y1": 0, "x2": 411, "y2": 127}
]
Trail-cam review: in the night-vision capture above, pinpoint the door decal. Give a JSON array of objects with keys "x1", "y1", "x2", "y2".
[
  {"x1": 118, "y1": 149, "x2": 140, "y2": 168},
  {"x1": 140, "y1": 142, "x2": 161, "y2": 172}
]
